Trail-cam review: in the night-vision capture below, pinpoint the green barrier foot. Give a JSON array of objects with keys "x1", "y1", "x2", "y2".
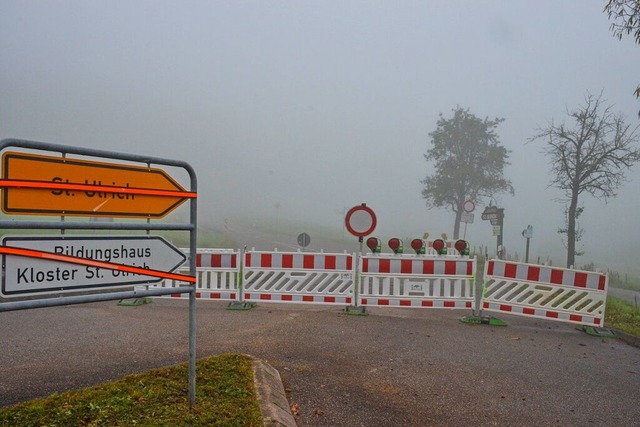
[
  {"x1": 344, "y1": 305, "x2": 368, "y2": 316},
  {"x1": 460, "y1": 315, "x2": 508, "y2": 326},
  {"x1": 577, "y1": 325, "x2": 616, "y2": 338},
  {"x1": 226, "y1": 301, "x2": 257, "y2": 311},
  {"x1": 117, "y1": 298, "x2": 152, "y2": 307}
]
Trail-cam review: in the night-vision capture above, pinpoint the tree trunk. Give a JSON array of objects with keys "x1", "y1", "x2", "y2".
[
  {"x1": 453, "y1": 209, "x2": 462, "y2": 240},
  {"x1": 566, "y1": 190, "x2": 578, "y2": 268}
]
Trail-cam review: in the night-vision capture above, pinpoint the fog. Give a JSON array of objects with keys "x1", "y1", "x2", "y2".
[{"x1": 1, "y1": 1, "x2": 639, "y2": 274}]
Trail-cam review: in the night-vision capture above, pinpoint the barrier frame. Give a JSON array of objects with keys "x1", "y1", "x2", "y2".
[
  {"x1": 480, "y1": 259, "x2": 608, "y2": 327},
  {"x1": 358, "y1": 254, "x2": 476, "y2": 309},
  {"x1": 242, "y1": 250, "x2": 355, "y2": 305}
]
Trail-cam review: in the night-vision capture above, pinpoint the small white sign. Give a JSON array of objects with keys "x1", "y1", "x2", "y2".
[
  {"x1": 461, "y1": 212, "x2": 474, "y2": 224},
  {"x1": 492, "y1": 225, "x2": 502, "y2": 236}
]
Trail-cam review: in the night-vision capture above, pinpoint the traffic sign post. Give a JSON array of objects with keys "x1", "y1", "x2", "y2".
[
  {"x1": 344, "y1": 203, "x2": 377, "y2": 316},
  {"x1": 0, "y1": 138, "x2": 199, "y2": 407},
  {"x1": 481, "y1": 205, "x2": 505, "y2": 259}
]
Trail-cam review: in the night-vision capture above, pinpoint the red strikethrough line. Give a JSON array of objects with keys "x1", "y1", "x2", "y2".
[{"x1": 0, "y1": 179, "x2": 197, "y2": 198}]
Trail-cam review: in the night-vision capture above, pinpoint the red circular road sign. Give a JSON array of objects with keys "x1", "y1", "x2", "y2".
[
  {"x1": 462, "y1": 200, "x2": 475, "y2": 213},
  {"x1": 345, "y1": 204, "x2": 377, "y2": 238}
]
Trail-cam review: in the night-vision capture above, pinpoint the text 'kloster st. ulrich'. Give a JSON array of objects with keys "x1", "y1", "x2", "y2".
[
  {"x1": 51, "y1": 178, "x2": 136, "y2": 199},
  {"x1": 16, "y1": 244, "x2": 153, "y2": 285}
]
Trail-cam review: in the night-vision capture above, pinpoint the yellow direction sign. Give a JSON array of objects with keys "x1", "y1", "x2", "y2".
[{"x1": 1, "y1": 152, "x2": 195, "y2": 218}]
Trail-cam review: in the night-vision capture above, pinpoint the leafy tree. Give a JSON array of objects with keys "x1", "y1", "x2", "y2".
[
  {"x1": 530, "y1": 92, "x2": 640, "y2": 268},
  {"x1": 421, "y1": 107, "x2": 513, "y2": 239},
  {"x1": 604, "y1": 0, "x2": 640, "y2": 103}
]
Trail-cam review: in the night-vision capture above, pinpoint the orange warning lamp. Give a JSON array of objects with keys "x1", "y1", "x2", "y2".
[
  {"x1": 454, "y1": 239, "x2": 470, "y2": 255},
  {"x1": 432, "y1": 238, "x2": 447, "y2": 255},
  {"x1": 366, "y1": 237, "x2": 382, "y2": 254},
  {"x1": 411, "y1": 238, "x2": 425, "y2": 255},
  {"x1": 388, "y1": 238, "x2": 403, "y2": 254}
]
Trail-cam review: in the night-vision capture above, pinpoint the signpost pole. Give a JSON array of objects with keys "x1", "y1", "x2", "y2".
[
  {"x1": 522, "y1": 225, "x2": 533, "y2": 264},
  {"x1": 188, "y1": 164, "x2": 198, "y2": 408},
  {"x1": 497, "y1": 209, "x2": 504, "y2": 259}
]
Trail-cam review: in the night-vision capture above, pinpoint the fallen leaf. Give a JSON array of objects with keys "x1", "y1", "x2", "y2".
[
  {"x1": 315, "y1": 408, "x2": 325, "y2": 416},
  {"x1": 290, "y1": 403, "x2": 300, "y2": 416}
]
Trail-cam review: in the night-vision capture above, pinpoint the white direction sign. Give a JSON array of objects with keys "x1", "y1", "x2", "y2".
[
  {"x1": 1, "y1": 235, "x2": 186, "y2": 297},
  {"x1": 482, "y1": 213, "x2": 500, "y2": 221}
]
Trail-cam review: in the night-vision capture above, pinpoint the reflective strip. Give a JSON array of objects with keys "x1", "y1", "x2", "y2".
[
  {"x1": 488, "y1": 260, "x2": 607, "y2": 291},
  {"x1": 361, "y1": 298, "x2": 472, "y2": 308},
  {"x1": 245, "y1": 252, "x2": 352, "y2": 271},
  {"x1": 243, "y1": 293, "x2": 351, "y2": 304},
  {"x1": 482, "y1": 302, "x2": 601, "y2": 326},
  {"x1": 196, "y1": 253, "x2": 237, "y2": 268},
  {"x1": 362, "y1": 257, "x2": 473, "y2": 276}
]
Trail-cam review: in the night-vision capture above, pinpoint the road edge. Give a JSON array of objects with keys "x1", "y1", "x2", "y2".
[{"x1": 252, "y1": 357, "x2": 297, "y2": 427}]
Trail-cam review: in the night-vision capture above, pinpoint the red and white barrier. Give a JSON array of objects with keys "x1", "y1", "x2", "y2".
[
  {"x1": 153, "y1": 249, "x2": 240, "y2": 301},
  {"x1": 358, "y1": 255, "x2": 476, "y2": 309},
  {"x1": 481, "y1": 260, "x2": 608, "y2": 326},
  {"x1": 242, "y1": 251, "x2": 354, "y2": 305}
]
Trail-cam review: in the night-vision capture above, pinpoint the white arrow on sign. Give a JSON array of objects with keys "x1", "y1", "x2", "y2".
[
  {"x1": 482, "y1": 213, "x2": 500, "y2": 221},
  {"x1": 1, "y1": 235, "x2": 187, "y2": 297}
]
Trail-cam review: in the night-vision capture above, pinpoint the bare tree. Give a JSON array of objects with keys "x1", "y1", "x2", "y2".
[{"x1": 531, "y1": 92, "x2": 640, "y2": 268}]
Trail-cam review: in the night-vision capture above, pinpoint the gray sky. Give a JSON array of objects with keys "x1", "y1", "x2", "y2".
[{"x1": 1, "y1": 1, "x2": 639, "y2": 273}]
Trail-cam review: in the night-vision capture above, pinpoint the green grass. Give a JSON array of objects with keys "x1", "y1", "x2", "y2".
[
  {"x1": 605, "y1": 296, "x2": 640, "y2": 337},
  {"x1": 0, "y1": 353, "x2": 263, "y2": 427}
]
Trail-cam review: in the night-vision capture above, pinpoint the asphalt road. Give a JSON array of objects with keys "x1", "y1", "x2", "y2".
[{"x1": 1, "y1": 299, "x2": 639, "y2": 426}]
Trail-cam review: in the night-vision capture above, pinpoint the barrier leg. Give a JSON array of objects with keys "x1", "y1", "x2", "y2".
[
  {"x1": 577, "y1": 325, "x2": 616, "y2": 337},
  {"x1": 460, "y1": 314, "x2": 508, "y2": 326},
  {"x1": 344, "y1": 253, "x2": 367, "y2": 316},
  {"x1": 227, "y1": 248, "x2": 256, "y2": 311}
]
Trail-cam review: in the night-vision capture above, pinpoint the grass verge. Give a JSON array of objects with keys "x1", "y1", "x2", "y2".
[
  {"x1": 0, "y1": 353, "x2": 263, "y2": 427},
  {"x1": 605, "y1": 296, "x2": 640, "y2": 337}
]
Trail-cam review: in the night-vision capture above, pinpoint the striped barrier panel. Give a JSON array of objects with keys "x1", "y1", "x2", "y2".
[
  {"x1": 481, "y1": 260, "x2": 608, "y2": 326},
  {"x1": 242, "y1": 251, "x2": 354, "y2": 305},
  {"x1": 359, "y1": 255, "x2": 476, "y2": 309},
  {"x1": 153, "y1": 249, "x2": 240, "y2": 301}
]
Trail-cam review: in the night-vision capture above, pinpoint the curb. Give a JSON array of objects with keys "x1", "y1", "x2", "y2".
[
  {"x1": 613, "y1": 329, "x2": 640, "y2": 349},
  {"x1": 252, "y1": 358, "x2": 297, "y2": 427}
]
